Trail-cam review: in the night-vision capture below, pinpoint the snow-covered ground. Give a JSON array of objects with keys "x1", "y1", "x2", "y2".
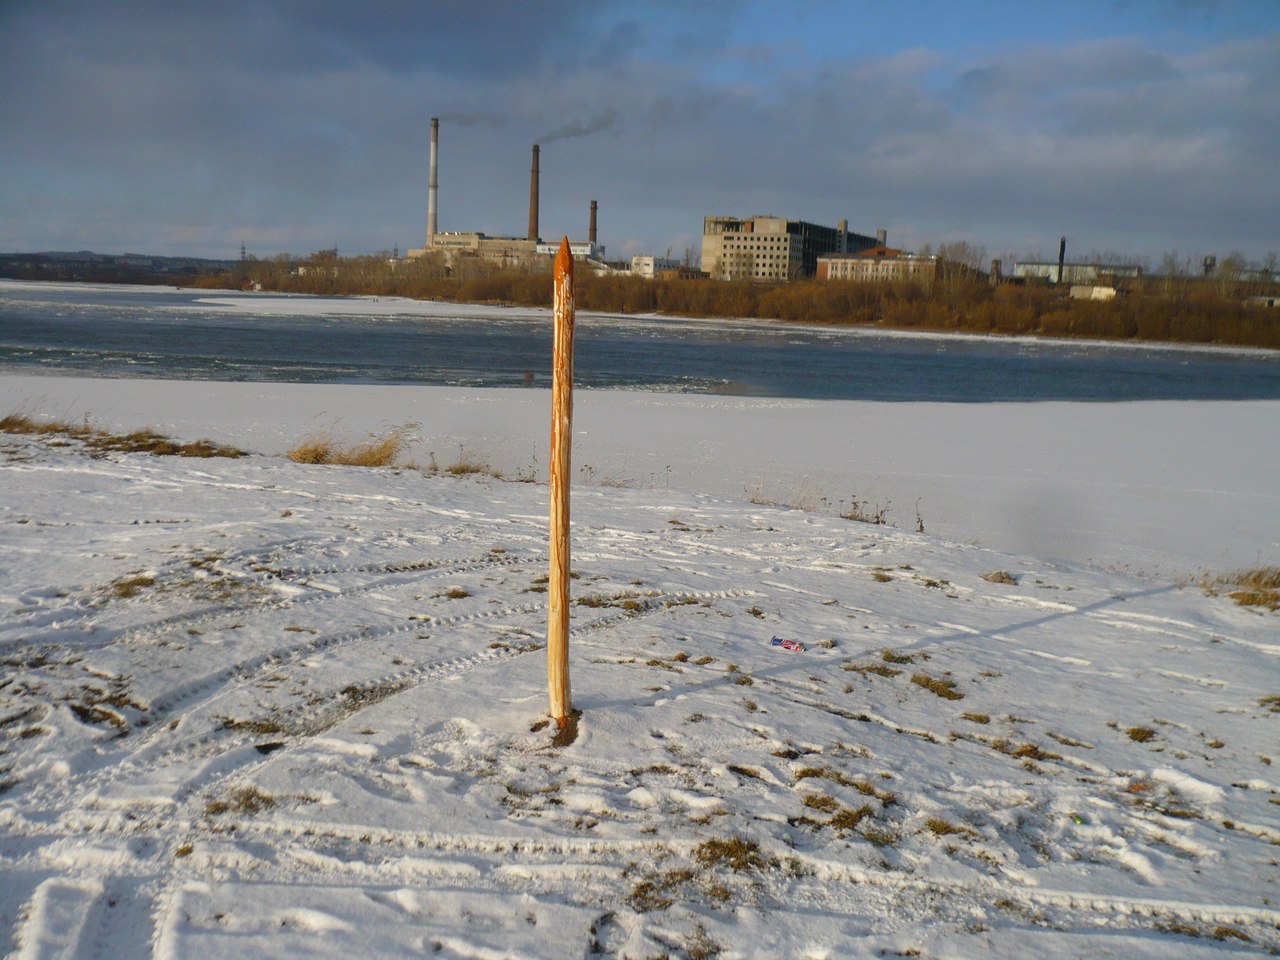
[
  {"x1": 1, "y1": 374, "x2": 1278, "y2": 958},
  {"x1": 2, "y1": 373, "x2": 1277, "y2": 578}
]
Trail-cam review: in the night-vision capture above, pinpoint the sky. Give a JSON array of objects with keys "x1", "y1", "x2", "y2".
[{"x1": 2, "y1": 0, "x2": 1278, "y2": 266}]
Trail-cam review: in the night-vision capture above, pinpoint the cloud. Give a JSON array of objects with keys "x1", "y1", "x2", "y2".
[{"x1": 0, "y1": 0, "x2": 1276, "y2": 262}]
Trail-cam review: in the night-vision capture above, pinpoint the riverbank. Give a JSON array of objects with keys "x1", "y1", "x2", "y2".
[
  {"x1": 186, "y1": 255, "x2": 1280, "y2": 350},
  {"x1": 3, "y1": 372, "x2": 1277, "y2": 578}
]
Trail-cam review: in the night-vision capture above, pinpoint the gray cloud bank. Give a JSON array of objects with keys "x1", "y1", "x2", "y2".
[{"x1": 1, "y1": 0, "x2": 1276, "y2": 264}]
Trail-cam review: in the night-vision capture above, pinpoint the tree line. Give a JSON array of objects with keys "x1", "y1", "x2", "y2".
[{"x1": 186, "y1": 250, "x2": 1280, "y2": 350}]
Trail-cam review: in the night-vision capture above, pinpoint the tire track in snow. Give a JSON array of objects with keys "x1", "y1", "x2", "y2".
[
  {"x1": 19, "y1": 614, "x2": 541, "y2": 815},
  {"x1": 21, "y1": 587, "x2": 759, "y2": 821},
  {"x1": 106, "y1": 549, "x2": 544, "y2": 646}
]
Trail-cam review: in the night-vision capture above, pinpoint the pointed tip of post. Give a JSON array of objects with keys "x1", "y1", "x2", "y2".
[{"x1": 554, "y1": 236, "x2": 573, "y2": 280}]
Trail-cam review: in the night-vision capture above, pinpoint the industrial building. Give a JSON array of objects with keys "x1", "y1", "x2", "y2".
[
  {"x1": 630, "y1": 255, "x2": 683, "y2": 279},
  {"x1": 817, "y1": 245, "x2": 937, "y2": 283},
  {"x1": 407, "y1": 121, "x2": 605, "y2": 268},
  {"x1": 701, "y1": 216, "x2": 879, "y2": 282},
  {"x1": 1012, "y1": 261, "x2": 1143, "y2": 284}
]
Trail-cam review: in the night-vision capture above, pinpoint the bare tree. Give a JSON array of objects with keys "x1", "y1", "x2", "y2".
[
  {"x1": 934, "y1": 241, "x2": 987, "y2": 295},
  {"x1": 1262, "y1": 250, "x2": 1279, "y2": 287},
  {"x1": 1159, "y1": 250, "x2": 1192, "y2": 298},
  {"x1": 1217, "y1": 250, "x2": 1247, "y2": 295}
]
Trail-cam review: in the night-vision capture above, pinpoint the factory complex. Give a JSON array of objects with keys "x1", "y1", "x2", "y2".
[
  {"x1": 406, "y1": 123, "x2": 606, "y2": 270},
  {"x1": 405, "y1": 117, "x2": 895, "y2": 284},
  {"x1": 405, "y1": 119, "x2": 1142, "y2": 289}
]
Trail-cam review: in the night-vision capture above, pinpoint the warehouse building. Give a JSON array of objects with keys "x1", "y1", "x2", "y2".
[
  {"x1": 817, "y1": 245, "x2": 937, "y2": 283},
  {"x1": 1012, "y1": 261, "x2": 1143, "y2": 284}
]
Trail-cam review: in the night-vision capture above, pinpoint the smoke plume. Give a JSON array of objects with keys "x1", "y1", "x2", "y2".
[{"x1": 539, "y1": 109, "x2": 619, "y2": 144}]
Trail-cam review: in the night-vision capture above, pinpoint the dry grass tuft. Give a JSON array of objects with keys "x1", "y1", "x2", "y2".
[
  {"x1": 841, "y1": 495, "x2": 888, "y2": 524},
  {"x1": 802, "y1": 794, "x2": 840, "y2": 813},
  {"x1": 693, "y1": 836, "x2": 769, "y2": 873},
  {"x1": 829, "y1": 803, "x2": 875, "y2": 832},
  {"x1": 924, "y1": 816, "x2": 969, "y2": 837},
  {"x1": 111, "y1": 575, "x2": 156, "y2": 599},
  {"x1": 1204, "y1": 567, "x2": 1280, "y2": 611},
  {"x1": 205, "y1": 784, "x2": 276, "y2": 817},
  {"x1": 575, "y1": 590, "x2": 653, "y2": 612},
  {"x1": 1, "y1": 413, "x2": 93, "y2": 437},
  {"x1": 445, "y1": 451, "x2": 502, "y2": 478},
  {"x1": 2, "y1": 413, "x2": 245, "y2": 458},
  {"x1": 911, "y1": 673, "x2": 964, "y2": 700},
  {"x1": 845, "y1": 662, "x2": 901, "y2": 678},
  {"x1": 1127, "y1": 725, "x2": 1157, "y2": 743},
  {"x1": 992, "y1": 740, "x2": 1062, "y2": 761},
  {"x1": 287, "y1": 425, "x2": 414, "y2": 467}
]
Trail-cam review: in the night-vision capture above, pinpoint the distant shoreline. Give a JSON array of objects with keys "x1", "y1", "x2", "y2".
[{"x1": 4, "y1": 277, "x2": 1278, "y2": 359}]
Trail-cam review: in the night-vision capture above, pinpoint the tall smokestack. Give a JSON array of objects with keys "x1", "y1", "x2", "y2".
[
  {"x1": 1057, "y1": 236, "x2": 1067, "y2": 284},
  {"x1": 589, "y1": 200, "x2": 597, "y2": 245},
  {"x1": 430, "y1": 117, "x2": 440, "y2": 248},
  {"x1": 528, "y1": 144, "x2": 540, "y2": 241}
]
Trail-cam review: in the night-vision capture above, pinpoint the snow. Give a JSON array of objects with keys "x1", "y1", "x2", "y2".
[
  {"x1": 3, "y1": 374, "x2": 1277, "y2": 578},
  {"x1": 2, "y1": 371, "x2": 1279, "y2": 958}
]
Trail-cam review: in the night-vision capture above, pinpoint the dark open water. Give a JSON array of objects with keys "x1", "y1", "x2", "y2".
[{"x1": 2, "y1": 282, "x2": 1279, "y2": 401}]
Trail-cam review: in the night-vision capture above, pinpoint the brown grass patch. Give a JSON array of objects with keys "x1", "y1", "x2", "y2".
[
  {"x1": 287, "y1": 425, "x2": 414, "y2": 467},
  {"x1": 829, "y1": 804, "x2": 874, "y2": 832},
  {"x1": 992, "y1": 740, "x2": 1062, "y2": 761},
  {"x1": 111, "y1": 575, "x2": 156, "y2": 599},
  {"x1": 1205, "y1": 567, "x2": 1280, "y2": 611},
  {"x1": 693, "y1": 836, "x2": 770, "y2": 873},
  {"x1": 1127, "y1": 726, "x2": 1157, "y2": 743},
  {"x1": 2, "y1": 413, "x2": 245, "y2": 458},
  {"x1": 911, "y1": 673, "x2": 964, "y2": 700},
  {"x1": 924, "y1": 816, "x2": 969, "y2": 837},
  {"x1": 844, "y1": 662, "x2": 901, "y2": 678},
  {"x1": 802, "y1": 794, "x2": 840, "y2": 813},
  {"x1": 444, "y1": 450, "x2": 501, "y2": 477},
  {"x1": 575, "y1": 591, "x2": 653, "y2": 612},
  {"x1": 205, "y1": 784, "x2": 276, "y2": 817}
]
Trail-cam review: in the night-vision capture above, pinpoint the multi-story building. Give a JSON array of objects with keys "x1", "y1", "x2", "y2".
[
  {"x1": 701, "y1": 216, "x2": 878, "y2": 282},
  {"x1": 817, "y1": 246, "x2": 937, "y2": 283}
]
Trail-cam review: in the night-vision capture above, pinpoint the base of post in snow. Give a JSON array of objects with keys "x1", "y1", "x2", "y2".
[{"x1": 551, "y1": 708, "x2": 581, "y2": 747}]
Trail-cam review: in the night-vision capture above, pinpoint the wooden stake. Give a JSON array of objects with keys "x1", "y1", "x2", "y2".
[{"x1": 547, "y1": 237, "x2": 574, "y2": 726}]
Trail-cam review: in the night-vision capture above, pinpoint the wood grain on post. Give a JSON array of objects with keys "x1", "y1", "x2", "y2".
[{"x1": 547, "y1": 237, "x2": 574, "y2": 726}]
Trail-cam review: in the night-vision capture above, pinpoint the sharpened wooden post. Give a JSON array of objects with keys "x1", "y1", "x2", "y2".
[{"x1": 548, "y1": 237, "x2": 575, "y2": 726}]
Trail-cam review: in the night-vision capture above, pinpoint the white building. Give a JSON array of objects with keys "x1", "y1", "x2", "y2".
[
  {"x1": 630, "y1": 255, "x2": 683, "y2": 279},
  {"x1": 1013, "y1": 262, "x2": 1142, "y2": 284}
]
